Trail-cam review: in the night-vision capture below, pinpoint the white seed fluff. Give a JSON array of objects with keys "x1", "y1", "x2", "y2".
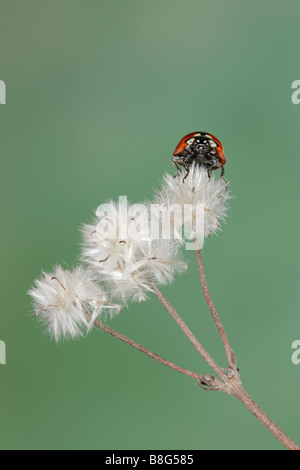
[
  {"x1": 81, "y1": 199, "x2": 186, "y2": 303},
  {"x1": 28, "y1": 266, "x2": 118, "y2": 341},
  {"x1": 155, "y1": 164, "x2": 230, "y2": 241}
]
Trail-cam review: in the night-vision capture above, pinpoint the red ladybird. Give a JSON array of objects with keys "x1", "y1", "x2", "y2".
[{"x1": 172, "y1": 131, "x2": 226, "y2": 181}]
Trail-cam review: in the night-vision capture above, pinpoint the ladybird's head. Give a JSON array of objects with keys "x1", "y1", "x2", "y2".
[{"x1": 172, "y1": 131, "x2": 226, "y2": 168}]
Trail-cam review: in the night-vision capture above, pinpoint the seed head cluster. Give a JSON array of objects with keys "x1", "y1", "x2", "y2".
[{"x1": 28, "y1": 164, "x2": 229, "y2": 341}]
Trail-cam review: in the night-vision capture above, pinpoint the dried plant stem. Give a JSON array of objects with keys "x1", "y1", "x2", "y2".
[
  {"x1": 195, "y1": 245, "x2": 234, "y2": 369},
  {"x1": 150, "y1": 283, "x2": 227, "y2": 381},
  {"x1": 193, "y1": 247, "x2": 299, "y2": 450},
  {"x1": 88, "y1": 275, "x2": 299, "y2": 449},
  {"x1": 90, "y1": 305, "x2": 299, "y2": 449},
  {"x1": 151, "y1": 285, "x2": 299, "y2": 450},
  {"x1": 91, "y1": 317, "x2": 204, "y2": 382},
  {"x1": 231, "y1": 386, "x2": 299, "y2": 451}
]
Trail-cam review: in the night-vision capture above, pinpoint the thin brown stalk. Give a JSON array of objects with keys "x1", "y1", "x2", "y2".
[
  {"x1": 150, "y1": 283, "x2": 227, "y2": 381},
  {"x1": 193, "y1": 246, "x2": 299, "y2": 450},
  {"x1": 88, "y1": 280, "x2": 300, "y2": 448},
  {"x1": 229, "y1": 383, "x2": 300, "y2": 450},
  {"x1": 195, "y1": 245, "x2": 234, "y2": 369},
  {"x1": 91, "y1": 317, "x2": 204, "y2": 382}
]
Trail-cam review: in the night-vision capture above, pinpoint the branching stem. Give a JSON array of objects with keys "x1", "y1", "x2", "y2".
[
  {"x1": 150, "y1": 283, "x2": 227, "y2": 381},
  {"x1": 194, "y1": 245, "x2": 234, "y2": 369},
  {"x1": 90, "y1": 317, "x2": 205, "y2": 382}
]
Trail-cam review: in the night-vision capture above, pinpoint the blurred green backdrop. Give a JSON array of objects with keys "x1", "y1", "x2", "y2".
[{"x1": 1, "y1": 0, "x2": 300, "y2": 450}]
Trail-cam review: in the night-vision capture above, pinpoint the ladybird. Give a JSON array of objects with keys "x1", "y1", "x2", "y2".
[{"x1": 172, "y1": 131, "x2": 226, "y2": 181}]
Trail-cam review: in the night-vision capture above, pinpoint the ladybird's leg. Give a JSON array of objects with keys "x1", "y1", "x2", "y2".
[
  {"x1": 172, "y1": 160, "x2": 181, "y2": 178},
  {"x1": 220, "y1": 165, "x2": 227, "y2": 183},
  {"x1": 220, "y1": 165, "x2": 228, "y2": 189},
  {"x1": 206, "y1": 163, "x2": 215, "y2": 179},
  {"x1": 207, "y1": 161, "x2": 223, "y2": 181},
  {"x1": 172, "y1": 160, "x2": 181, "y2": 171},
  {"x1": 182, "y1": 163, "x2": 190, "y2": 183}
]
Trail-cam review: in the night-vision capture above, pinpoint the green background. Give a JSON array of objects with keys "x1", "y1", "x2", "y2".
[{"x1": 1, "y1": 0, "x2": 300, "y2": 450}]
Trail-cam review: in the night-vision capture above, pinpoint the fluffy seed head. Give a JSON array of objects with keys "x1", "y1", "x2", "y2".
[
  {"x1": 81, "y1": 198, "x2": 186, "y2": 303},
  {"x1": 155, "y1": 164, "x2": 230, "y2": 244},
  {"x1": 28, "y1": 266, "x2": 119, "y2": 341}
]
